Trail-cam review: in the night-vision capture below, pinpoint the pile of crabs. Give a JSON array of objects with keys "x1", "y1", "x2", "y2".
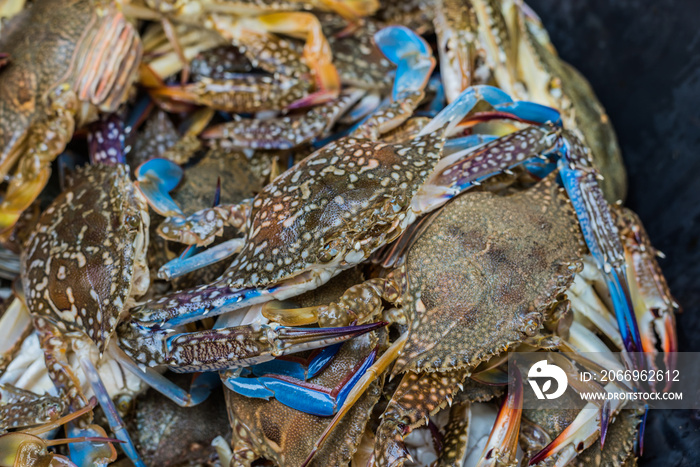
[{"x1": 0, "y1": 0, "x2": 679, "y2": 466}]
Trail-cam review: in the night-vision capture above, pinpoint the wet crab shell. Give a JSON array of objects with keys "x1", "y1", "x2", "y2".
[
  {"x1": 21, "y1": 164, "x2": 150, "y2": 353},
  {"x1": 394, "y1": 175, "x2": 585, "y2": 373},
  {"x1": 219, "y1": 130, "x2": 444, "y2": 290}
]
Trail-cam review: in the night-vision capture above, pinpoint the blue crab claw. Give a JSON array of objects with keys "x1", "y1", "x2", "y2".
[
  {"x1": 225, "y1": 345, "x2": 378, "y2": 416},
  {"x1": 245, "y1": 342, "x2": 342, "y2": 380},
  {"x1": 375, "y1": 26, "x2": 435, "y2": 101},
  {"x1": 493, "y1": 101, "x2": 563, "y2": 126},
  {"x1": 66, "y1": 421, "x2": 121, "y2": 467},
  {"x1": 418, "y1": 85, "x2": 514, "y2": 136},
  {"x1": 134, "y1": 158, "x2": 184, "y2": 217},
  {"x1": 78, "y1": 357, "x2": 146, "y2": 467}
]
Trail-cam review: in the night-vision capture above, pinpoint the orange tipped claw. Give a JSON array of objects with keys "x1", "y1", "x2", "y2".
[
  {"x1": 258, "y1": 12, "x2": 341, "y2": 103},
  {"x1": 478, "y1": 365, "x2": 523, "y2": 466}
]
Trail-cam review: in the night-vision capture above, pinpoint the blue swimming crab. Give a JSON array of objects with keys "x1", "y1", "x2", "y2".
[
  {"x1": 139, "y1": 24, "x2": 435, "y2": 255},
  {"x1": 19, "y1": 119, "x2": 151, "y2": 465},
  {"x1": 0, "y1": 0, "x2": 142, "y2": 235},
  {"x1": 198, "y1": 23, "x2": 429, "y2": 152},
  {"x1": 132, "y1": 0, "x2": 360, "y2": 111},
  {"x1": 272, "y1": 174, "x2": 584, "y2": 466},
  {"x1": 431, "y1": 0, "x2": 626, "y2": 202}
]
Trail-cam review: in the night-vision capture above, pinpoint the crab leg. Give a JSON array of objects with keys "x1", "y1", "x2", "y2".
[
  {"x1": 373, "y1": 368, "x2": 470, "y2": 466},
  {"x1": 262, "y1": 276, "x2": 401, "y2": 327},
  {"x1": 557, "y1": 134, "x2": 643, "y2": 361},
  {"x1": 417, "y1": 85, "x2": 514, "y2": 136},
  {"x1": 615, "y1": 206, "x2": 678, "y2": 381},
  {"x1": 225, "y1": 345, "x2": 378, "y2": 416},
  {"x1": 201, "y1": 88, "x2": 364, "y2": 150},
  {"x1": 476, "y1": 366, "x2": 523, "y2": 467},
  {"x1": 118, "y1": 318, "x2": 385, "y2": 373},
  {"x1": 158, "y1": 238, "x2": 245, "y2": 280},
  {"x1": 439, "y1": 399, "x2": 472, "y2": 466},
  {"x1": 77, "y1": 357, "x2": 145, "y2": 466},
  {"x1": 256, "y1": 12, "x2": 341, "y2": 108},
  {"x1": 351, "y1": 26, "x2": 435, "y2": 139},
  {"x1": 151, "y1": 30, "x2": 313, "y2": 112}
]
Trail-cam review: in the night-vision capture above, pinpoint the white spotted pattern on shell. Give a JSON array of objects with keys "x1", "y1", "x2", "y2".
[
  {"x1": 21, "y1": 164, "x2": 149, "y2": 353},
  {"x1": 219, "y1": 129, "x2": 446, "y2": 289}
]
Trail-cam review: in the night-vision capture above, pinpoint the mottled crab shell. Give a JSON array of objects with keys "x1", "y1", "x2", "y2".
[
  {"x1": 21, "y1": 164, "x2": 149, "y2": 352},
  {"x1": 323, "y1": 14, "x2": 396, "y2": 91},
  {"x1": 218, "y1": 129, "x2": 445, "y2": 289},
  {"x1": 394, "y1": 176, "x2": 585, "y2": 373}
]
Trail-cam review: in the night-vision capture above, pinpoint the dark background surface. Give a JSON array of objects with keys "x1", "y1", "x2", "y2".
[{"x1": 527, "y1": 1, "x2": 700, "y2": 465}]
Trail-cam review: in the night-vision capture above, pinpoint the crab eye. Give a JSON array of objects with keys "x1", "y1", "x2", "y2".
[
  {"x1": 116, "y1": 395, "x2": 133, "y2": 416},
  {"x1": 317, "y1": 240, "x2": 342, "y2": 263}
]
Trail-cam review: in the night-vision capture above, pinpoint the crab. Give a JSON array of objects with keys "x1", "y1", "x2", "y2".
[
  {"x1": 0, "y1": 0, "x2": 142, "y2": 235},
  {"x1": 428, "y1": 0, "x2": 626, "y2": 203},
  {"x1": 198, "y1": 23, "x2": 428, "y2": 152},
  {"x1": 267, "y1": 174, "x2": 584, "y2": 466},
  {"x1": 135, "y1": 25, "x2": 437, "y2": 251},
  {"x1": 133, "y1": 0, "x2": 349, "y2": 112}
]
